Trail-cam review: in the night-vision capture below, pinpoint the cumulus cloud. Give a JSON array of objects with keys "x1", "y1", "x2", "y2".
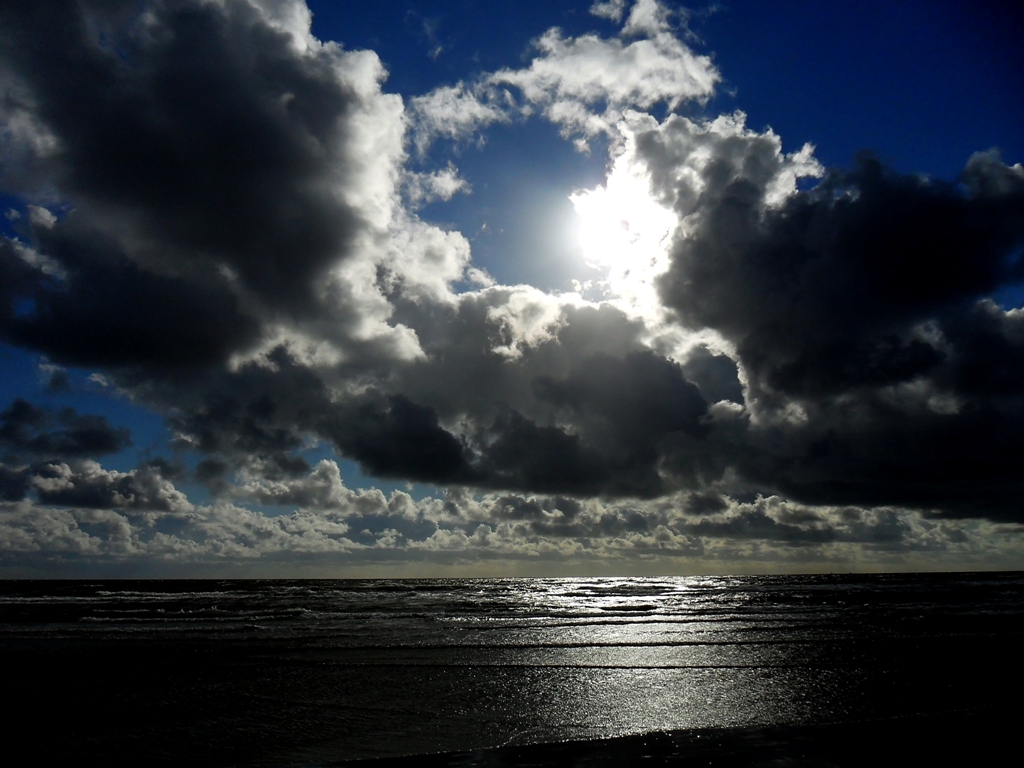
[
  {"x1": 404, "y1": 164, "x2": 471, "y2": 207},
  {"x1": 488, "y1": 2, "x2": 716, "y2": 148},
  {"x1": 0, "y1": 0, "x2": 425, "y2": 368},
  {"x1": 627, "y1": 110, "x2": 1024, "y2": 518},
  {"x1": 30, "y1": 459, "x2": 193, "y2": 513},
  {"x1": 409, "y1": 0, "x2": 717, "y2": 153},
  {"x1": 0, "y1": 0, "x2": 1023, "y2": 574},
  {"x1": 1, "y1": 398, "x2": 131, "y2": 458},
  {"x1": 1, "y1": 458, "x2": 1016, "y2": 574}
]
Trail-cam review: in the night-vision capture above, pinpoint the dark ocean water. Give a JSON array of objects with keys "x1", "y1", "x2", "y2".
[{"x1": 3, "y1": 573, "x2": 1022, "y2": 766}]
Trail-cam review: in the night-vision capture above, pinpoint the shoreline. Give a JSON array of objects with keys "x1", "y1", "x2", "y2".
[{"x1": 322, "y1": 708, "x2": 1010, "y2": 767}]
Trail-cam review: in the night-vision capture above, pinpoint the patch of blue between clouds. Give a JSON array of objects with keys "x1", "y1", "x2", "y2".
[
  {"x1": 0, "y1": 347, "x2": 443, "y2": 512},
  {"x1": 0, "y1": 348, "x2": 167, "y2": 474},
  {"x1": 692, "y1": 0, "x2": 1023, "y2": 176},
  {"x1": 418, "y1": 119, "x2": 612, "y2": 292}
]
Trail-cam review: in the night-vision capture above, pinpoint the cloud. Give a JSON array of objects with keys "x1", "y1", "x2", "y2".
[
  {"x1": 404, "y1": 164, "x2": 471, "y2": 207},
  {"x1": 0, "y1": 465, "x2": 30, "y2": 502},
  {"x1": 408, "y1": 84, "x2": 512, "y2": 155},
  {"x1": 488, "y1": 3, "x2": 718, "y2": 147},
  {"x1": 621, "y1": 0, "x2": 674, "y2": 36},
  {"x1": 410, "y1": 0, "x2": 718, "y2": 153},
  {"x1": 39, "y1": 362, "x2": 71, "y2": 393},
  {"x1": 1, "y1": 457, "x2": 1016, "y2": 573},
  {"x1": 0, "y1": 0, "x2": 416, "y2": 368},
  {"x1": 233, "y1": 458, "x2": 349, "y2": 508},
  {"x1": 1, "y1": 398, "x2": 131, "y2": 458},
  {"x1": 628, "y1": 110, "x2": 1024, "y2": 518},
  {"x1": 680, "y1": 345, "x2": 744, "y2": 405},
  {"x1": 30, "y1": 459, "x2": 193, "y2": 512},
  {"x1": 324, "y1": 393, "x2": 478, "y2": 484},
  {"x1": 590, "y1": 1, "x2": 627, "y2": 23},
  {"x1": 0, "y1": 0, "x2": 1023, "y2": 574}
]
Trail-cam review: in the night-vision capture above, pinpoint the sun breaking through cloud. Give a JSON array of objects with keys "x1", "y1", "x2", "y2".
[{"x1": 0, "y1": 0, "x2": 1022, "y2": 576}]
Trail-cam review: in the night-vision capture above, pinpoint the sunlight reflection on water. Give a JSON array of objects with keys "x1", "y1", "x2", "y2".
[
  {"x1": 4, "y1": 573, "x2": 1019, "y2": 762},
  {"x1": 485, "y1": 577, "x2": 852, "y2": 744}
]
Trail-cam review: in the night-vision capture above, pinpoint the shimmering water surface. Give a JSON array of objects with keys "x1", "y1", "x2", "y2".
[{"x1": 3, "y1": 573, "x2": 1023, "y2": 765}]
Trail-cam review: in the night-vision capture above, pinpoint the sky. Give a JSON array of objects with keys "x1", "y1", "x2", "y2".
[{"x1": 1, "y1": 0, "x2": 1023, "y2": 577}]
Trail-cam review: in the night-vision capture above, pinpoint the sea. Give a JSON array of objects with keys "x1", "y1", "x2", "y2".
[{"x1": 2, "y1": 572, "x2": 1022, "y2": 766}]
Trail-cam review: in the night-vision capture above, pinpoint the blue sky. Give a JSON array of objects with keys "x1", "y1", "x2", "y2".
[
  {"x1": 307, "y1": 1, "x2": 1024, "y2": 174},
  {"x1": 1, "y1": 0, "x2": 1023, "y2": 576},
  {"x1": 306, "y1": 0, "x2": 1024, "y2": 294}
]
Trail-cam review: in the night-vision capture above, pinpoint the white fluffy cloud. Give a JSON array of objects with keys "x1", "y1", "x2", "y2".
[
  {"x1": 491, "y1": 3, "x2": 716, "y2": 146},
  {"x1": 2, "y1": 456, "x2": 1016, "y2": 574},
  {"x1": 410, "y1": 0, "x2": 718, "y2": 152},
  {"x1": 408, "y1": 84, "x2": 513, "y2": 155},
  {"x1": 590, "y1": 0, "x2": 627, "y2": 23}
]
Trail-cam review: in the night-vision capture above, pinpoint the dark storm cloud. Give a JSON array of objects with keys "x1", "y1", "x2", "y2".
[
  {"x1": 683, "y1": 508, "x2": 838, "y2": 545},
  {"x1": 7, "y1": 224, "x2": 261, "y2": 367},
  {"x1": 656, "y1": 146, "x2": 1024, "y2": 399},
  {"x1": 1, "y1": 0, "x2": 506, "y2": 496},
  {"x1": 527, "y1": 350, "x2": 709, "y2": 495},
  {"x1": 441, "y1": 492, "x2": 918, "y2": 552},
  {"x1": 680, "y1": 346, "x2": 744, "y2": 405},
  {"x1": 195, "y1": 457, "x2": 231, "y2": 491},
  {"x1": 638, "y1": 110, "x2": 1024, "y2": 519},
  {"x1": 141, "y1": 456, "x2": 187, "y2": 481},
  {"x1": 0, "y1": 0, "x2": 370, "y2": 367},
  {"x1": 42, "y1": 368, "x2": 71, "y2": 394},
  {"x1": 0, "y1": 465, "x2": 30, "y2": 501},
  {"x1": 351, "y1": 341, "x2": 710, "y2": 496},
  {"x1": 386, "y1": 295, "x2": 651, "y2": 424},
  {"x1": 487, "y1": 495, "x2": 584, "y2": 522},
  {"x1": 0, "y1": 396, "x2": 135, "y2": 503},
  {"x1": 478, "y1": 411, "x2": 608, "y2": 494},
  {"x1": 672, "y1": 504, "x2": 916, "y2": 548},
  {"x1": 384, "y1": 293, "x2": 723, "y2": 497},
  {"x1": 324, "y1": 394, "x2": 478, "y2": 484},
  {"x1": 684, "y1": 491, "x2": 728, "y2": 516},
  {"x1": 159, "y1": 338, "x2": 714, "y2": 497},
  {"x1": 0, "y1": 398, "x2": 131, "y2": 458},
  {"x1": 159, "y1": 348, "x2": 477, "y2": 487}
]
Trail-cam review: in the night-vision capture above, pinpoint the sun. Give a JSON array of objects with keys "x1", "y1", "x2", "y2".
[{"x1": 570, "y1": 162, "x2": 677, "y2": 312}]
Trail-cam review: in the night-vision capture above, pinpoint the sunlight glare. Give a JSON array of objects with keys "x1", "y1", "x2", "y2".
[{"x1": 570, "y1": 165, "x2": 677, "y2": 315}]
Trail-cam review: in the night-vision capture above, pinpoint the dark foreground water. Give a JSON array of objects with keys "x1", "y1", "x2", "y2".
[{"x1": 2, "y1": 573, "x2": 1022, "y2": 766}]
